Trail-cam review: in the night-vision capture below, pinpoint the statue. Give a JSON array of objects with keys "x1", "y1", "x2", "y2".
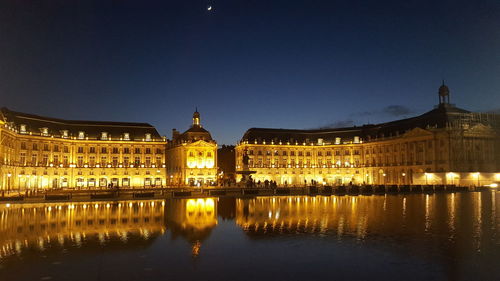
[
  {"x1": 242, "y1": 149, "x2": 250, "y2": 166},
  {"x1": 236, "y1": 148, "x2": 256, "y2": 186}
]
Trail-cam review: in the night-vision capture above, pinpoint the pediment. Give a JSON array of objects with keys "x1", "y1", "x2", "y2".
[
  {"x1": 187, "y1": 140, "x2": 216, "y2": 147},
  {"x1": 402, "y1": 127, "x2": 433, "y2": 138}
]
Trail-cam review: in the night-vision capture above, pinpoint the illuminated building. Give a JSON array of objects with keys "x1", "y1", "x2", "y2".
[
  {"x1": 167, "y1": 110, "x2": 217, "y2": 186},
  {"x1": 0, "y1": 108, "x2": 167, "y2": 191},
  {"x1": 235, "y1": 84, "x2": 500, "y2": 186}
]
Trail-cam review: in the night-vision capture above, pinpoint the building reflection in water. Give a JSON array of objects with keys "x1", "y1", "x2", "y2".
[
  {"x1": 165, "y1": 198, "x2": 217, "y2": 257},
  {"x1": 0, "y1": 192, "x2": 498, "y2": 280},
  {"x1": 0, "y1": 200, "x2": 166, "y2": 259}
]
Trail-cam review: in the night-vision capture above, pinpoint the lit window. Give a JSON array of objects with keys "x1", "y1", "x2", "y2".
[
  {"x1": 78, "y1": 131, "x2": 85, "y2": 139},
  {"x1": 123, "y1": 133, "x2": 130, "y2": 140},
  {"x1": 20, "y1": 124, "x2": 27, "y2": 134},
  {"x1": 145, "y1": 133, "x2": 152, "y2": 141},
  {"x1": 101, "y1": 132, "x2": 108, "y2": 140},
  {"x1": 41, "y1": 127, "x2": 49, "y2": 136},
  {"x1": 61, "y1": 130, "x2": 69, "y2": 138}
]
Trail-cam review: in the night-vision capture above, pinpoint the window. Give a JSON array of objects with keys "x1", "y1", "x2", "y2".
[
  {"x1": 112, "y1": 157, "x2": 118, "y2": 167},
  {"x1": 145, "y1": 133, "x2": 152, "y2": 141},
  {"x1": 101, "y1": 147, "x2": 107, "y2": 154},
  {"x1": 123, "y1": 156, "x2": 130, "y2": 166},
  {"x1": 89, "y1": 147, "x2": 96, "y2": 153},
  {"x1": 189, "y1": 151, "x2": 194, "y2": 157},
  {"x1": 156, "y1": 148, "x2": 162, "y2": 154},
  {"x1": 53, "y1": 155, "x2": 59, "y2": 165},
  {"x1": 33, "y1": 143, "x2": 38, "y2": 150},
  {"x1": 20, "y1": 153, "x2": 26, "y2": 165},
  {"x1": 135, "y1": 148, "x2": 141, "y2": 154},
  {"x1": 43, "y1": 144, "x2": 49, "y2": 151},
  {"x1": 20, "y1": 124, "x2": 27, "y2": 134},
  {"x1": 134, "y1": 156, "x2": 140, "y2": 166},
  {"x1": 77, "y1": 156, "x2": 84, "y2": 167},
  {"x1": 100, "y1": 156, "x2": 107, "y2": 166},
  {"x1": 42, "y1": 154, "x2": 48, "y2": 166},
  {"x1": 63, "y1": 146, "x2": 69, "y2": 153},
  {"x1": 53, "y1": 145, "x2": 59, "y2": 152},
  {"x1": 306, "y1": 151, "x2": 311, "y2": 156},
  {"x1": 112, "y1": 147, "x2": 119, "y2": 154},
  {"x1": 21, "y1": 142, "x2": 26, "y2": 150},
  {"x1": 123, "y1": 133, "x2": 130, "y2": 140},
  {"x1": 41, "y1": 127, "x2": 49, "y2": 136},
  {"x1": 145, "y1": 148, "x2": 151, "y2": 154},
  {"x1": 78, "y1": 131, "x2": 85, "y2": 139},
  {"x1": 290, "y1": 151, "x2": 295, "y2": 156},
  {"x1": 156, "y1": 156, "x2": 162, "y2": 166},
  {"x1": 61, "y1": 130, "x2": 69, "y2": 138},
  {"x1": 207, "y1": 152, "x2": 212, "y2": 157},
  {"x1": 31, "y1": 154, "x2": 37, "y2": 166},
  {"x1": 145, "y1": 156, "x2": 151, "y2": 167},
  {"x1": 101, "y1": 132, "x2": 108, "y2": 140},
  {"x1": 123, "y1": 147, "x2": 130, "y2": 154},
  {"x1": 298, "y1": 151, "x2": 303, "y2": 156},
  {"x1": 317, "y1": 151, "x2": 322, "y2": 156},
  {"x1": 282, "y1": 151, "x2": 287, "y2": 156},
  {"x1": 77, "y1": 147, "x2": 84, "y2": 153},
  {"x1": 89, "y1": 156, "x2": 96, "y2": 167},
  {"x1": 63, "y1": 156, "x2": 68, "y2": 166}
]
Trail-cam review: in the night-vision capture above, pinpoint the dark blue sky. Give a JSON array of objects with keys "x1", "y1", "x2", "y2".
[{"x1": 1, "y1": 0, "x2": 499, "y2": 144}]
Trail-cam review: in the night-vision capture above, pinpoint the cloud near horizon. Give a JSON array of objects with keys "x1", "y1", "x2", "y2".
[{"x1": 315, "y1": 105, "x2": 414, "y2": 129}]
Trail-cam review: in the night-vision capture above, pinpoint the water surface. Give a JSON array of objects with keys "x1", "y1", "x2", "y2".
[{"x1": 0, "y1": 192, "x2": 498, "y2": 281}]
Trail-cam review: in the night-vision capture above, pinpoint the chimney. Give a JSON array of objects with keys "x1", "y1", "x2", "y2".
[{"x1": 172, "y1": 128, "x2": 180, "y2": 140}]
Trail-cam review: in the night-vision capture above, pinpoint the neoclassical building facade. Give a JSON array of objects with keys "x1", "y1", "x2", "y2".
[
  {"x1": 0, "y1": 108, "x2": 167, "y2": 191},
  {"x1": 235, "y1": 85, "x2": 500, "y2": 186},
  {"x1": 166, "y1": 110, "x2": 217, "y2": 186}
]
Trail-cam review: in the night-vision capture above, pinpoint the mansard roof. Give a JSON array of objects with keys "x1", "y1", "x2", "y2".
[
  {"x1": 0, "y1": 107, "x2": 163, "y2": 141},
  {"x1": 240, "y1": 104, "x2": 499, "y2": 144}
]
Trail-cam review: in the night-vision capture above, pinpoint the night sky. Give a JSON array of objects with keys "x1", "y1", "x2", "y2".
[{"x1": 1, "y1": 0, "x2": 499, "y2": 144}]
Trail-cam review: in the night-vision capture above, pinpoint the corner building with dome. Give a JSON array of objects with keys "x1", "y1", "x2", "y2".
[
  {"x1": 235, "y1": 84, "x2": 500, "y2": 186},
  {"x1": 166, "y1": 110, "x2": 218, "y2": 186}
]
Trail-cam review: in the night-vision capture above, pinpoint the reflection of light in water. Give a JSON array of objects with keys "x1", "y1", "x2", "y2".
[
  {"x1": 425, "y1": 194, "x2": 431, "y2": 233},
  {"x1": 0, "y1": 200, "x2": 165, "y2": 258},
  {"x1": 402, "y1": 197, "x2": 407, "y2": 218},
  {"x1": 185, "y1": 198, "x2": 217, "y2": 230},
  {"x1": 447, "y1": 193, "x2": 456, "y2": 238},
  {"x1": 473, "y1": 193, "x2": 482, "y2": 251},
  {"x1": 192, "y1": 240, "x2": 201, "y2": 257}
]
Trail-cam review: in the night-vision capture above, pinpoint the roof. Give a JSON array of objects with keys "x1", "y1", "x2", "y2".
[
  {"x1": 1, "y1": 107, "x2": 163, "y2": 141},
  {"x1": 240, "y1": 104, "x2": 499, "y2": 144}
]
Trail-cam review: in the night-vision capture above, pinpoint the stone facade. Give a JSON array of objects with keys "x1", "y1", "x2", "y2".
[
  {"x1": 166, "y1": 110, "x2": 217, "y2": 186},
  {"x1": 0, "y1": 108, "x2": 167, "y2": 191},
  {"x1": 235, "y1": 85, "x2": 500, "y2": 186}
]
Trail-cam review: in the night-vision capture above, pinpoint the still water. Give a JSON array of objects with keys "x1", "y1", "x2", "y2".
[{"x1": 0, "y1": 192, "x2": 499, "y2": 281}]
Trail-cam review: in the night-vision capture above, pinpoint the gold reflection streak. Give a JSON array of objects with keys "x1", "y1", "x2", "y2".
[
  {"x1": 473, "y1": 193, "x2": 482, "y2": 251},
  {"x1": 447, "y1": 193, "x2": 456, "y2": 238},
  {"x1": 425, "y1": 194, "x2": 431, "y2": 233},
  {"x1": 0, "y1": 200, "x2": 165, "y2": 259}
]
